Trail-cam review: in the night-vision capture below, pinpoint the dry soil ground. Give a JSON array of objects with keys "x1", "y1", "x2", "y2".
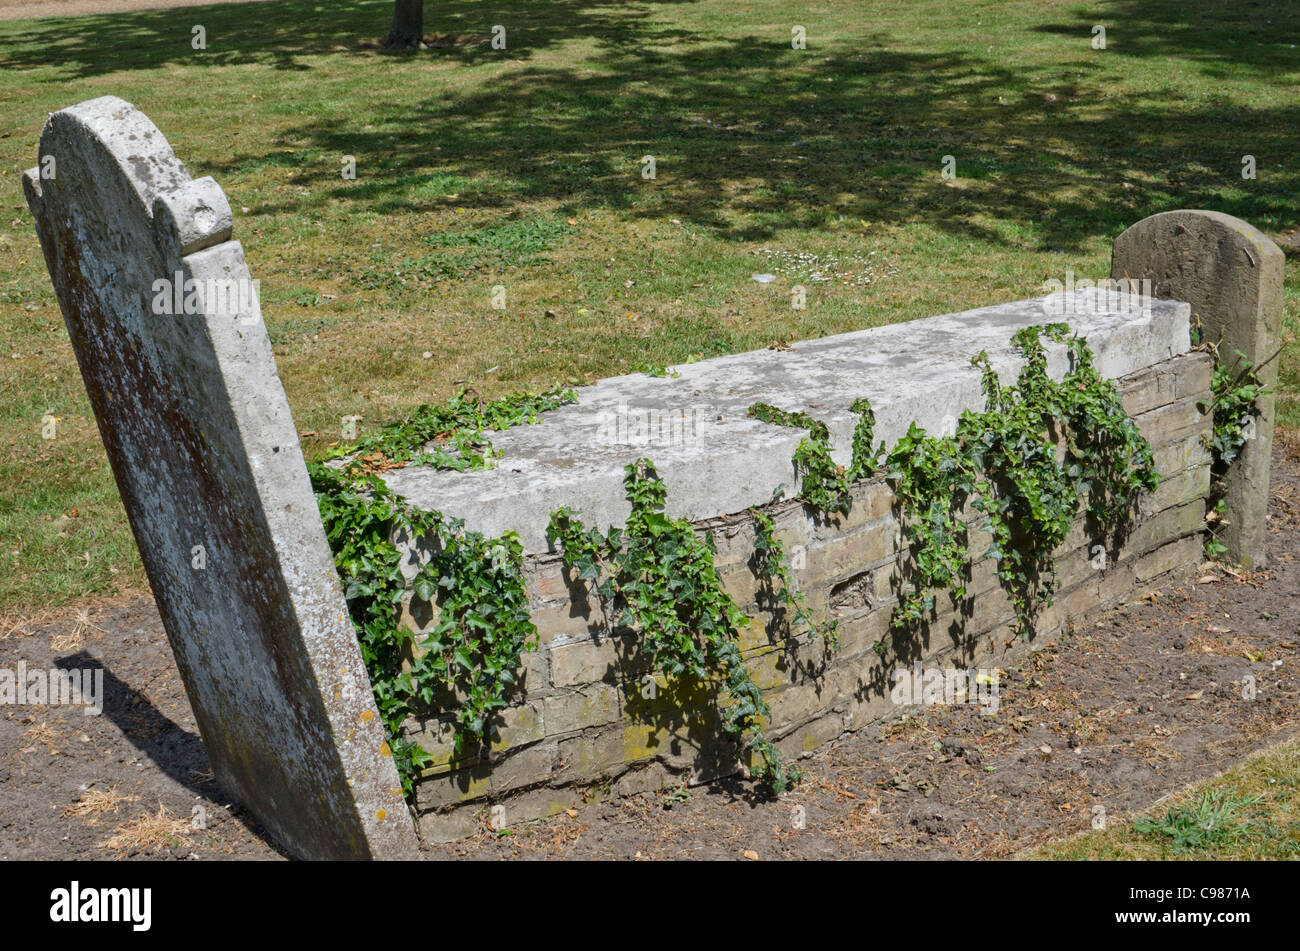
[{"x1": 0, "y1": 0, "x2": 272, "y2": 19}]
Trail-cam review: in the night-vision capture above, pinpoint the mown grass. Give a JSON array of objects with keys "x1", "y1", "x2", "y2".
[
  {"x1": 1029, "y1": 735, "x2": 1300, "y2": 859},
  {"x1": 0, "y1": 0, "x2": 1297, "y2": 609}
]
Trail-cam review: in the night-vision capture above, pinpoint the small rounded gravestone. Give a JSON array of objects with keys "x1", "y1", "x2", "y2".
[{"x1": 1112, "y1": 210, "x2": 1284, "y2": 568}]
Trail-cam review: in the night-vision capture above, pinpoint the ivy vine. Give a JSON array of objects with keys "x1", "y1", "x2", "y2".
[
  {"x1": 886, "y1": 323, "x2": 1160, "y2": 639},
  {"x1": 747, "y1": 324, "x2": 1160, "y2": 646},
  {"x1": 750, "y1": 508, "x2": 839, "y2": 648},
  {"x1": 307, "y1": 387, "x2": 573, "y2": 792},
  {"x1": 331, "y1": 386, "x2": 575, "y2": 472},
  {"x1": 746, "y1": 399, "x2": 882, "y2": 514},
  {"x1": 547, "y1": 460, "x2": 797, "y2": 794},
  {"x1": 880, "y1": 420, "x2": 978, "y2": 632},
  {"x1": 1198, "y1": 349, "x2": 1272, "y2": 558},
  {"x1": 308, "y1": 321, "x2": 1166, "y2": 804}
]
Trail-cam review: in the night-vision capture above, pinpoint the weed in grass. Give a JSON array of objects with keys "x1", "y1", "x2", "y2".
[{"x1": 1130, "y1": 790, "x2": 1266, "y2": 853}]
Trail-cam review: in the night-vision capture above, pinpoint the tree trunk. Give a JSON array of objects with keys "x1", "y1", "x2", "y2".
[{"x1": 385, "y1": 0, "x2": 423, "y2": 50}]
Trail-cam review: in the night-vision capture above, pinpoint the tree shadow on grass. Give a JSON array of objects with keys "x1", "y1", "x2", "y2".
[
  {"x1": 6, "y1": 0, "x2": 1297, "y2": 252},
  {"x1": 283, "y1": 56, "x2": 1298, "y2": 250},
  {"x1": 183, "y1": 1, "x2": 1299, "y2": 252},
  {"x1": 0, "y1": 0, "x2": 698, "y2": 76},
  {"x1": 1035, "y1": 0, "x2": 1300, "y2": 77}
]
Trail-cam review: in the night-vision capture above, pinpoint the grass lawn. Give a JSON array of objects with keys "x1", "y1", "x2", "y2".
[
  {"x1": 0, "y1": 0, "x2": 1297, "y2": 610},
  {"x1": 1029, "y1": 734, "x2": 1300, "y2": 859}
]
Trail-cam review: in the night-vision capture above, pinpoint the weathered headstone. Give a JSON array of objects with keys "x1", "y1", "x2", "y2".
[
  {"x1": 23, "y1": 96, "x2": 419, "y2": 859},
  {"x1": 1112, "y1": 210, "x2": 1284, "y2": 568}
]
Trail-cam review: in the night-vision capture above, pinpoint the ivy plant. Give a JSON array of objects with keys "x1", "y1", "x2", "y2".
[
  {"x1": 750, "y1": 508, "x2": 839, "y2": 648},
  {"x1": 885, "y1": 323, "x2": 1160, "y2": 639},
  {"x1": 1197, "y1": 349, "x2": 1271, "y2": 558},
  {"x1": 747, "y1": 399, "x2": 881, "y2": 514},
  {"x1": 749, "y1": 324, "x2": 1160, "y2": 645},
  {"x1": 332, "y1": 385, "x2": 575, "y2": 471},
  {"x1": 547, "y1": 460, "x2": 797, "y2": 794},
  {"x1": 308, "y1": 388, "x2": 570, "y2": 791}
]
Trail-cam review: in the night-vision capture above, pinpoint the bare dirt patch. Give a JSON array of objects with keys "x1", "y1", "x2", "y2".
[
  {"x1": 3, "y1": 447, "x2": 1298, "y2": 860},
  {"x1": 0, "y1": 0, "x2": 273, "y2": 21},
  {"x1": 0, "y1": 595, "x2": 284, "y2": 860}
]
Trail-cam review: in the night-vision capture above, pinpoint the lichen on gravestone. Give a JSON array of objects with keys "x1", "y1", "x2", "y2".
[{"x1": 23, "y1": 96, "x2": 418, "y2": 860}]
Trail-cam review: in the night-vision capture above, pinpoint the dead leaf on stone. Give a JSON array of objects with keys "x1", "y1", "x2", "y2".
[
  {"x1": 743, "y1": 849, "x2": 759, "y2": 860},
  {"x1": 356, "y1": 452, "x2": 408, "y2": 474}
]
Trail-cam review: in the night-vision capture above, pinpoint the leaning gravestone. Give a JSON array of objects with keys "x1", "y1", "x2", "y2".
[{"x1": 23, "y1": 96, "x2": 419, "y2": 859}]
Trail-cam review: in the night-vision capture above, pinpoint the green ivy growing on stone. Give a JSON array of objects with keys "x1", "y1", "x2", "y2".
[
  {"x1": 1202, "y1": 352, "x2": 1267, "y2": 468},
  {"x1": 308, "y1": 323, "x2": 1162, "y2": 803},
  {"x1": 848, "y1": 397, "x2": 886, "y2": 480},
  {"x1": 880, "y1": 419, "x2": 978, "y2": 633},
  {"x1": 750, "y1": 509, "x2": 839, "y2": 648},
  {"x1": 746, "y1": 399, "x2": 882, "y2": 514},
  {"x1": 750, "y1": 324, "x2": 1159, "y2": 646},
  {"x1": 1199, "y1": 351, "x2": 1269, "y2": 558},
  {"x1": 547, "y1": 460, "x2": 796, "y2": 794},
  {"x1": 633, "y1": 362, "x2": 680, "y2": 378},
  {"x1": 885, "y1": 324, "x2": 1160, "y2": 639},
  {"x1": 307, "y1": 387, "x2": 575, "y2": 793},
  {"x1": 329, "y1": 386, "x2": 575, "y2": 471}
]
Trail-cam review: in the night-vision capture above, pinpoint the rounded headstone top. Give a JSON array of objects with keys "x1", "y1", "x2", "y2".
[
  {"x1": 1114, "y1": 210, "x2": 1283, "y2": 275},
  {"x1": 25, "y1": 95, "x2": 233, "y2": 264}
]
